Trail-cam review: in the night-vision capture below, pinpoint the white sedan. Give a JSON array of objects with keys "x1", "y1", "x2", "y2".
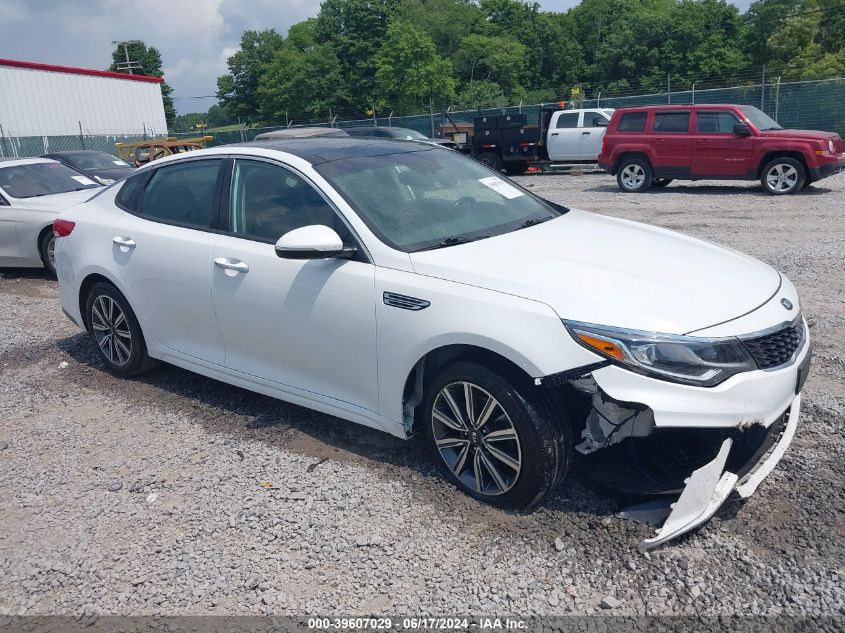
[
  {"x1": 0, "y1": 158, "x2": 101, "y2": 276},
  {"x1": 54, "y1": 139, "x2": 810, "y2": 550}
]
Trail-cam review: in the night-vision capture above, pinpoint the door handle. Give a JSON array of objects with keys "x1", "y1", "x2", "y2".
[
  {"x1": 550, "y1": 132, "x2": 559, "y2": 136},
  {"x1": 696, "y1": 139, "x2": 710, "y2": 144},
  {"x1": 112, "y1": 236, "x2": 136, "y2": 249},
  {"x1": 581, "y1": 131, "x2": 591, "y2": 135},
  {"x1": 214, "y1": 257, "x2": 249, "y2": 274}
]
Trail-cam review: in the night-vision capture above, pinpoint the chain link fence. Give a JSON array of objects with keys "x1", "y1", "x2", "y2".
[
  {"x1": 2, "y1": 76, "x2": 843, "y2": 158},
  {"x1": 0, "y1": 131, "x2": 167, "y2": 159}
]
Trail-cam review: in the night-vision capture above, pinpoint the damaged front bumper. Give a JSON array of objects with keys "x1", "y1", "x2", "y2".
[
  {"x1": 639, "y1": 393, "x2": 800, "y2": 551},
  {"x1": 560, "y1": 334, "x2": 811, "y2": 550}
]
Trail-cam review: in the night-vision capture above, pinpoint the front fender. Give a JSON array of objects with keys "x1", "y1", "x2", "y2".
[{"x1": 375, "y1": 267, "x2": 601, "y2": 425}]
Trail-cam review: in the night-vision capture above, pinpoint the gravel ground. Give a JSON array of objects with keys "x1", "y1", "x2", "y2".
[{"x1": 0, "y1": 173, "x2": 843, "y2": 618}]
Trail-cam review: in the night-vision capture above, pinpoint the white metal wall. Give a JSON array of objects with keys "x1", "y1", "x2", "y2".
[{"x1": 0, "y1": 64, "x2": 168, "y2": 137}]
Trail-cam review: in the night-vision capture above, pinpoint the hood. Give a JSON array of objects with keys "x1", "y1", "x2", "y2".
[
  {"x1": 13, "y1": 188, "x2": 100, "y2": 212},
  {"x1": 409, "y1": 209, "x2": 781, "y2": 335},
  {"x1": 760, "y1": 129, "x2": 840, "y2": 141}
]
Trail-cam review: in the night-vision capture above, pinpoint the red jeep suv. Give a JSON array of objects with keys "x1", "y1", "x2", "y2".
[{"x1": 598, "y1": 104, "x2": 845, "y2": 194}]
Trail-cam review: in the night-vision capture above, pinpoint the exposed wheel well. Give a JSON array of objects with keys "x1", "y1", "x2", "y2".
[
  {"x1": 37, "y1": 225, "x2": 53, "y2": 250},
  {"x1": 401, "y1": 344, "x2": 579, "y2": 436},
  {"x1": 612, "y1": 152, "x2": 650, "y2": 174},
  {"x1": 78, "y1": 273, "x2": 117, "y2": 328},
  {"x1": 757, "y1": 151, "x2": 809, "y2": 179}
]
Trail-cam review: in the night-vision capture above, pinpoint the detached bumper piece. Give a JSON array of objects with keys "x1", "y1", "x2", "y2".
[{"x1": 639, "y1": 394, "x2": 801, "y2": 552}]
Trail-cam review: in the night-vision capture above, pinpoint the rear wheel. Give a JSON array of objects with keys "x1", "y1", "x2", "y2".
[
  {"x1": 84, "y1": 282, "x2": 153, "y2": 377},
  {"x1": 505, "y1": 162, "x2": 528, "y2": 176},
  {"x1": 424, "y1": 361, "x2": 570, "y2": 510},
  {"x1": 477, "y1": 152, "x2": 503, "y2": 172},
  {"x1": 651, "y1": 178, "x2": 673, "y2": 188},
  {"x1": 616, "y1": 157, "x2": 653, "y2": 192},
  {"x1": 38, "y1": 231, "x2": 56, "y2": 277},
  {"x1": 760, "y1": 157, "x2": 805, "y2": 195}
]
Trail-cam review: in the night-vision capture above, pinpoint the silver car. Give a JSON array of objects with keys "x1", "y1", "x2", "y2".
[{"x1": 0, "y1": 158, "x2": 101, "y2": 276}]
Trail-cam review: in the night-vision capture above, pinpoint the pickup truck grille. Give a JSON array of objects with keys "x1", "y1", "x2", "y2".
[{"x1": 743, "y1": 320, "x2": 805, "y2": 369}]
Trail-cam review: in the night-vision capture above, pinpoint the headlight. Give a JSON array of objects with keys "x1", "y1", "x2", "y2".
[
  {"x1": 564, "y1": 321, "x2": 757, "y2": 387},
  {"x1": 829, "y1": 140, "x2": 835, "y2": 153}
]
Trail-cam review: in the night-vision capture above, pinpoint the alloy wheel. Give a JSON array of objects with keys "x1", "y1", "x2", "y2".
[
  {"x1": 431, "y1": 381, "x2": 522, "y2": 496},
  {"x1": 621, "y1": 164, "x2": 645, "y2": 190},
  {"x1": 766, "y1": 164, "x2": 798, "y2": 192},
  {"x1": 90, "y1": 295, "x2": 132, "y2": 366}
]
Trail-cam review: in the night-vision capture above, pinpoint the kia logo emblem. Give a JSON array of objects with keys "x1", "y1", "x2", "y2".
[{"x1": 781, "y1": 298, "x2": 793, "y2": 310}]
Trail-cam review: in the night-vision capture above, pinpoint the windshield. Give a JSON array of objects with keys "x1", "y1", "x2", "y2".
[
  {"x1": 739, "y1": 105, "x2": 782, "y2": 131},
  {"x1": 315, "y1": 148, "x2": 563, "y2": 252},
  {"x1": 0, "y1": 162, "x2": 101, "y2": 198},
  {"x1": 66, "y1": 152, "x2": 131, "y2": 170},
  {"x1": 393, "y1": 129, "x2": 428, "y2": 140}
]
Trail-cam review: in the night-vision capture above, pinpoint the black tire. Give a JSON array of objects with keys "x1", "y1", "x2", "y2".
[
  {"x1": 38, "y1": 230, "x2": 56, "y2": 278},
  {"x1": 616, "y1": 157, "x2": 653, "y2": 192},
  {"x1": 505, "y1": 162, "x2": 528, "y2": 176},
  {"x1": 651, "y1": 178, "x2": 673, "y2": 188},
  {"x1": 477, "y1": 152, "x2": 503, "y2": 172},
  {"x1": 423, "y1": 361, "x2": 570, "y2": 511},
  {"x1": 84, "y1": 282, "x2": 154, "y2": 377},
  {"x1": 760, "y1": 157, "x2": 805, "y2": 195}
]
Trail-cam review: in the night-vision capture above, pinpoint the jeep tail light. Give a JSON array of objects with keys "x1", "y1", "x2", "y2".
[{"x1": 53, "y1": 219, "x2": 75, "y2": 237}]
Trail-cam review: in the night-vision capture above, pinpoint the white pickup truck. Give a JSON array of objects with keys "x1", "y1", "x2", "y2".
[{"x1": 546, "y1": 108, "x2": 615, "y2": 161}]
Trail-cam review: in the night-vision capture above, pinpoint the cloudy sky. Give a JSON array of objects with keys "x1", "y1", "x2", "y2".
[{"x1": 0, "y1": 0, "x2": 753, "y2": 115}]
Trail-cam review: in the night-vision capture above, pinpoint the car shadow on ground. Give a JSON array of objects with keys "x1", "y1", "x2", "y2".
[
  {"x1": 56, "y1": 331, "x2": 632, "y2": 528},
  {"x1": 0, "y1": 267, "x2": 53, "y2": 281},
  {"x1": 585, "y1": 183, "x2": 833, "y2": 196}
]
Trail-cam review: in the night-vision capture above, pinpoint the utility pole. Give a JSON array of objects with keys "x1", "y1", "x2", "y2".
[{"x1": 111, "y1": 40, "x2": 142, "y2": 75}]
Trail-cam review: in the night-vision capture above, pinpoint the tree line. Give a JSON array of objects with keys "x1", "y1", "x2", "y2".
[
  {"x1": 211, "y1": 0, "x2": 843, "y2": 125},
  {"x1": 111, "y1": 0, "x2": 844, "y2": 129}
]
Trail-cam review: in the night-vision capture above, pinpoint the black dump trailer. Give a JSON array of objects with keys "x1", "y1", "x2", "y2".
[{"x1": 441, "y1": 106, "x2": 563, "y2": 175}]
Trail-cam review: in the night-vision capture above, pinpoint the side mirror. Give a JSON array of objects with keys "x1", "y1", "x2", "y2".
[
  {"x1": 594, "y1": 118, "x2": 609, "y2": 127},
  {"x1": 275, "y1": 225, "x2": 354, "y2": 260},
  {"x1": 733, "y1": 123, "x2": 751, "y2": 136}
]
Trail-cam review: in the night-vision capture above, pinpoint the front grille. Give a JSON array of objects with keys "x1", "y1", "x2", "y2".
[{"x1": 743, "y1": 320, "x2": 804, "y2": 369}]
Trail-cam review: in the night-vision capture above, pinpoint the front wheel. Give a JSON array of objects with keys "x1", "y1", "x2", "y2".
[
  {"x1": 424, "y1": 361, "x2": 570, "y2": 510},
  {"x1": 616, "y1": 157, "x2": 653, "y2": 192},
  {"x1": 761, "y1": 157, "x2": 805, "y2": 195},
  {"x1": 85, "y1": 282, "x2": 154, "y2": 377}
]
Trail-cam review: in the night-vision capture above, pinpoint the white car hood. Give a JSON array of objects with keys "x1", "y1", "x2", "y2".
[
  {"x1": 409, "y1": 209, "x2": 781, "y2": 335},
  {"x1": 12, "y1": 188, "x2": 98, "y2": 212}
]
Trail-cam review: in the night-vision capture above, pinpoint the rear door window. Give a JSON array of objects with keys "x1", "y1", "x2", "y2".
[
  {"x1": 585, "y1": 111, "x2": 608, "y2": 127},
  {"x1": 652, "y1": 112, "x2": 691, "y2": 133},
  {"x1": 140, "y1": 159, "x2": 221, "y2": 228},
  {"x1": 555, "y1": 113, "x2": 579, "y2": 129},
  {"x1": 617, "y1": 112, "x2": 647, "y2": 132},
  {"x1": 696, "y1": 111, "x2": 741, "y2": 134}
]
